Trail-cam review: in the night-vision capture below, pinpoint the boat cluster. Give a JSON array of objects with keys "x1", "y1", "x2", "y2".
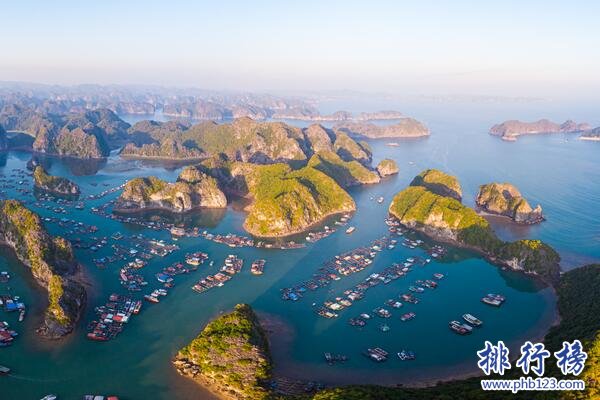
[
  {"x1": 87, "y1": 294, "x2": 142, "y2": 341},
  {"x1": 191, "y1": 254, "x2": 243, "y2": 294},
  {"x1": 316, "y1": 257, "x2": 436, "y2": 320},
  {"x1": 250, "y1": 259, "x2": 266, "y2": 275},
  {"x1": 0, "y1": 321, "x2": 18, "y2": 347},
  {"x1": 281, "y1": 236, "x2": 397, "y2": 301}
]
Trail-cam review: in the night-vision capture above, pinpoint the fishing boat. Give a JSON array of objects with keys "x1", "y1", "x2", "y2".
[
  {"x1": 40, "y1": 395, "x2": 57, "y2": 400},
  {"x1": 397, "y1": 350, "x2": 416, "y2": 361},
  {"x1": 487, "y1": 293, "x2": 506, "y2": 302},
  {"x1": 433, "y1": 273, "x2": 444, "y2": 279},
  {"x1": 481, "y1": 296, "x2": 502, "y2": 307},
  {"x1": 400, "y1": 312, "x2": 416, "y2": 322},
  {"x1": 0, "y1": 365, "x2": 9, "y2": 375},
  {"x1": 449, "y1": 320, "x2": 471, "y2": 335},
  {"x1": 143, "y1": 294, "x2": 159, "y2": 304},
  {"x1": 250, "y1": 259, "x2": 266, "y2": 275},
  {"x1": 463, "y1": 313, "x2": 483, "y2": 326},
  {"x1": 364, "y1": 347, "x2": 388, "y2": 362},
  {"x1": 345, "y1": 226, "x2": 356, "y2": 234},
  {"x1": 409, "y1": 285, "x2": 424, "y2": 293},
  {"x1": 18, "y1": 309, "x2": 25, "y2": 322}
]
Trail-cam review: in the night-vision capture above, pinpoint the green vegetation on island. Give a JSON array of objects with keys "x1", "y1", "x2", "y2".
[
  {"x1": 114, "y1": 166, "x2": 227, "y2": 212},
  {"x1": 240, "y1": 163, "x2": 356, "y2": 237},
  {"x1": 389, "y1": 170, "x2": 560, "y2": 282},
  {"x1": 174, "y1": 304, "x2": 272, "y2": 400},
  {"x1": 307, "y1": 151, "x2": 380, "y2": 187},
  {"x1": 33, "y1": 166, "x2": 80, "y2": 197},
  {"x1": 476, "y1": 182, "x2": 544, "y2": 224},
  {"x1": 0, "y1": 200, "x2": 85, "y2": 338},
  {"x1": 410, "y1": 168, "x2": 462, "y2": 201}
]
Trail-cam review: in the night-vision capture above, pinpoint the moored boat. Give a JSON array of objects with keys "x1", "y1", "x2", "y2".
[{"x1": 463, "y1": 313, "x2": 483, "y2": 326}]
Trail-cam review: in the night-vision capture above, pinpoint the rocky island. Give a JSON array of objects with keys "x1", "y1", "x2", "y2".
[
  {"x1": 489, "y1": 119, "x2": 591, "y2": 141},
  {"x1": 173, "y1": 304, "x2": 271, "y2": 400},
  {"x1": 0, "y1": 200, "x2": 85, "y2": 338},
  {"x1": 389, "y1": 170, "x2": 560, "y2": 283},
  {"x1": 33, "y1": 166, "x2": 80, "y2": 197},
  {"x1": 237, "y1": 163, "x2": 355, "y2": 237},
  {"x1": 334, "y1": 118, "x2": 430, "y2": 139},
  {"x1": 376, "y1": 159, "x2": 399, "y2": 177},
  {"x1": 114, "y1": 166, "x2": 227, "y2": 213},
  {"x1": 409, "y1": 168, "x2": 462, "y2": 201},
  {"x1": 476, "y1": 182, "x2": 543, "y2": 224},
  {"x1": 307, "y1": 150, "x2": 380, "y2": 187}
]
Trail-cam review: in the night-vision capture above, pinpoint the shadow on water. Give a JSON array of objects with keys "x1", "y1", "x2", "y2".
[{"x1": 27, "y1": 153, "x2": 107, "y2": 176}]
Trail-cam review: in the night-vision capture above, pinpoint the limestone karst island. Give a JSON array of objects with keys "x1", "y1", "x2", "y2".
[{"x1": 1, "y1": 3, "x2": 599, "y2": 400}]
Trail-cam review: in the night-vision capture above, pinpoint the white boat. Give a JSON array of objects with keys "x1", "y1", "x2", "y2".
[
  {"x1": 40, "y1": 395, "x2": 57, "y2": 400},
  {"x1": 463, "y1": 313, "x2": 483, "y2": 326},
  {"x1": 345, "y1": 226, "x2": 356, "y2": 234}
]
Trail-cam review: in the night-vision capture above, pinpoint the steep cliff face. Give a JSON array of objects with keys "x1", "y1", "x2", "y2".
[
  {"x1": 114, "y1": 166, "x2": 227, "y2": 213},
  {"x1": 33, "y1": 166, "x2": 80, "y2": 197},
  {"x1": 476, "y1": 182, "x2": 543, "y2": 224},
  {"x1": 389, "y1": 171, "x2": 560, "y2": 283},
  {"x1": 173, "y1": 304, "x2": 271, "y2": 400},
  {"x1": 308, "y1": 151, "x2": 380, "y2": 188},
  {"x1": 409, "y1": 169, "x2": 462, "y2": 201},
  {"x1": 0, "y1": 200, "x2": 85, "y2": 338},
  {"x1": 376, "y1": 159, "x2": 399, "y2": 177}
]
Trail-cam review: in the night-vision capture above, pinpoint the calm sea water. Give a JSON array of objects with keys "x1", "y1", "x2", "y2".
[{"x1": 0, "y1": 99, "x2": 598, "y2": 399}]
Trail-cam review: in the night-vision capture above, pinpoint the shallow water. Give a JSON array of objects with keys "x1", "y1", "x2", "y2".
[{"x1": 0, "y1": 99, "x2": 598, "y2": 399}]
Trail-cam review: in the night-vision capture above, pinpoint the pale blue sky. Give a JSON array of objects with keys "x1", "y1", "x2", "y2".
[{"x1": 1, "y1": 1, "x2": 599, "y2": 97}]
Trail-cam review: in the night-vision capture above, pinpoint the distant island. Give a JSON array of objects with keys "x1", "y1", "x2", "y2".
[
  {"x1": 114, "y1": 166, "x2": 227, "y2": 213},
  {"x1": 476, "y1": 182, "x2": 543, "y2": 224},
  {"x1": 489, "y1": 119, "x2": 590, "y2": 141},
  {"x1": 0, "y1": 200, "x2": 85, "y2": 338},
  {"x1": 271, "y1": 109, "x2": 404, "y2": 122},
  {"x1": 334, "y1": 118, "x2": 430, "y2": 139},
  {"x1": 388, "y1": 169, "x2": 560, "y2": 283},
  {"x1": 174, "y1": 304, "x2": 271, "y2": 400},
  {"x1": 33, "y1": 166, "x2": 80, "y2": 198}
]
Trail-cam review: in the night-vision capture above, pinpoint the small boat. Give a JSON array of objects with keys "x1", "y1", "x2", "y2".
[
  {"x1": 449, "y1": 320, "x2": 471, "y2": 335},
  {"x1": 379, "y1": 324, "x2": 390, "y2": 332},
  {"x1": 345, "y1": 226, "x2": 356, "y2": 234},
  {"x1": 377, "y1": 196, "x2": 384, "y2": 204},
  {"x1": 40, "y1": 396, "x2": 58, "y2": 400},
  {"x1": 397, "y1": 350, "x2": 416, "y2": 361},
  {"x1": 463, "y1": 313, "x2": 483, "y2": 327},
  {"x1": 400, "y1": 312, "x2": 416, "y2": 322},
  {"x1": 482, "y1": 297, "x2": 502, "y2": 307},
  {"x1": 144, "y1": 294, "x2": 160, "y2": 304},
  {"x1": 487, "y1": 293, "x2": 506, "y2": 302},
  {"x1": 0, "y1": 365, "x2": 10, "y2": 375},
  {"x1": 18, "y1": 309, "x2": 25, "y2": 322}
]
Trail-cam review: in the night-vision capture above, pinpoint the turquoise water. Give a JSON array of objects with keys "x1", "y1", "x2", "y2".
[{"x1": 0, "y1": 100, "x2": 598, "y2": 399}]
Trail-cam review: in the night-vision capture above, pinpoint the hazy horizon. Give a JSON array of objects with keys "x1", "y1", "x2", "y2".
[{"x1": 2, "y1": 1, "x2": 600, "y2": 99}]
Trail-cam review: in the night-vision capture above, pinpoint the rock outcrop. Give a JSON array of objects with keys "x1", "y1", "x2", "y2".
[
  {"x1": 476, "y1": 183, "x2": 543, "y2": 224},
  {"x1": 33, "y1": 166, "x2": 80, "y2": 197},
  {"x1": 376, "y1": 159, "x2": 399, "y2": 177},
  {"x1": 410, "y1": 169, "x2": 462, "y2": 201},
  {"x1": 490, "y1": 119, "x2": 591, "y2": 141},
  {"x1": 114, "y1": 166, "x2": 227, "y2": 213},
  {"x1": 334, "y1": 118, "x2": 430, "y2": 139},
  {"x1": 389, "y1": 170, "x2": 560, "y2": 283},
  {"x1": 0, "y1": 200, "x2": 85, "y2": 338},
  {"x1": 173, "y1": 304, "x2": 271, "y2": 400}
]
